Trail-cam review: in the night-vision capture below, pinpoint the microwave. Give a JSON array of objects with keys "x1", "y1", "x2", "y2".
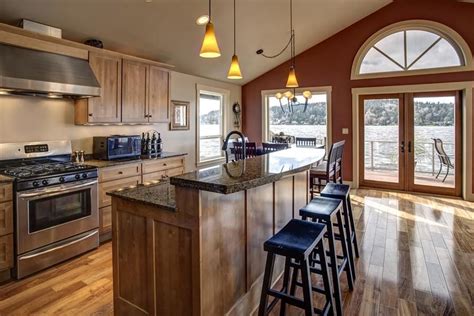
[{"x1": 93, "y1": 135, "x2": 141, "y2": 160}]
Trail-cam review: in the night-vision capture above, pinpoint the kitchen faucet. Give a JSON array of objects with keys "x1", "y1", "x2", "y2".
[{"x1": 222, "y1": 130, "x2": 247, "y2": 163}]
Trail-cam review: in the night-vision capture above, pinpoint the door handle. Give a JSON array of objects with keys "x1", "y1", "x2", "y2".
[
  {"x1": 400, "y1": 141, "x2": 405, "y2": 153},
  {"x1": 408, "y1": 141, "x2": 412, "y2": 153}
]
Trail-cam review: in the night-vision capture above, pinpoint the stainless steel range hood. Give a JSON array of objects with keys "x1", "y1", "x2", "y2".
[{"x1": 0, "y1": 43, "x2": 100, "y2": 99}]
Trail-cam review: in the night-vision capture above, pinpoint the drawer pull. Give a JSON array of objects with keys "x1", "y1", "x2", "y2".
[
  {"x1": 118, "y1": 171, "x2": 123, "y2": 175},
  {"x1": 163, "y1": 163, "x2": 167, "y2": 166}
]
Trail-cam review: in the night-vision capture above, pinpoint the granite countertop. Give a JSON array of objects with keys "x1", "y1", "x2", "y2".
[
  {"x1": 0, "y1": 174, "x2": 14, "y2": 183},
  {"x1": 85, "y1": 152, "x2": 187, "y2": 168},
  {"x1": 170, "y1": 147, "x2": 325, "y2": 194},
  {"x1": 106, "y1": 180, "x2": 176, "y2": 211}
]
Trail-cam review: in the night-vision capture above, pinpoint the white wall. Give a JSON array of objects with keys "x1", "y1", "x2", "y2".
[{"x1": 0, "y1": 71, "x2": 241, "y2": 172}]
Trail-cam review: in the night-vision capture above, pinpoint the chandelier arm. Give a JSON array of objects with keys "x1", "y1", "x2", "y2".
[{"x1": 260, "y1": 35, "x2": 293, "y2": 59}]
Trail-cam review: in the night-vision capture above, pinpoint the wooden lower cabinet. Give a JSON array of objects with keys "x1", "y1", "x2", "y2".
[
  {"x1": 0, "y1": 183, "x2": 13, "y2": 279},
  {"x1": 99, "y1": 206, "x2": 112, "y2": 235},
  {"x1": 0, "y1": 234, "x2": 13, "y2": 271}
]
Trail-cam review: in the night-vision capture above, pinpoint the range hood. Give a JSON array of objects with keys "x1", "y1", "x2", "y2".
[{"x1": 0, "y1": 43, "x2": 100, "y2": 99}]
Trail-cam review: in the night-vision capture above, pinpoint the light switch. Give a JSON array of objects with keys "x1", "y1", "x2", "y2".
[{"x1": 342, "y1": 128, "x2": 349, "y2": 135}]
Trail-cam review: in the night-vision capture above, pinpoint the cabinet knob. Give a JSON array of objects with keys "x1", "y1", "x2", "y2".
[
  {"x1": 148, "y1": 114, "x2": 152, "y2": 118},
  {"x1": 118, "y1": 171, "x2": 123, "y2": 175},
  {"x1": 88, "y1": 113, "x2": 93, "y2": 117}
]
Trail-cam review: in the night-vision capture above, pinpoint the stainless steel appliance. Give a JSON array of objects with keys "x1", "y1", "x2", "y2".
[
  {"x1": 0, "y1": 43, "x2": 100, "y2": 99},
  {"x1": 93, "y1": 135, "x2": 141, "y2": 160},
  {"x1": 0, "y1": 141, "x2": 99, "y2": 279}
]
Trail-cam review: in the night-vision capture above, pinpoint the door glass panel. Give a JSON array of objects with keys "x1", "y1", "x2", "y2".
[
  {"x1": 29, "y1": 189, "x2": 91, "y2": 233},
  {"x1": 413, "y1": 96, "x2": 455, "y2": 188},
  {"x1": 363, "y1": 98, "x2": 400, "y2": 183}
]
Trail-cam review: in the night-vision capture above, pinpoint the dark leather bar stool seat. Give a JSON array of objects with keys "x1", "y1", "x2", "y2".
[
  {"x1": 259, "y1": 219, "x2": 334, "y2": 316},
  {"x1": 300, "y1": 197, "x2": 354, "y2": 316},
  {"x1": 321, "y1": 183, "x2": 360, "y2": 261}
]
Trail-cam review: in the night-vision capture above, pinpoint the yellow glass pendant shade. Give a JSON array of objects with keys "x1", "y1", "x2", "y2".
[
  {"x1": 286, "y1": 66, "x2": 299, "y2": 88},
  {"x1": 227, "y1": 55, "x2": 243, "y2": 79},
  {"x1": 302, "y1": 90, "x2": 312, "y2": 99},
  {"x1": 200, "y1": 22, "x2": 221, "y2": 58}
]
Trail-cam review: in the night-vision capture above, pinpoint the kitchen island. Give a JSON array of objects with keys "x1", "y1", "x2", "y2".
[{"x1": 108, "y1": 147, "x2": 325, "y2": 316}]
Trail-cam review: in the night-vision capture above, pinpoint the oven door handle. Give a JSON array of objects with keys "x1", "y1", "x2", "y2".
[
  {"x1": 18, "y1": 180, "x2": 98, "y2": 199},
  {"x1": 18, "y1": 230, "x2": 98, "y2": 260}
]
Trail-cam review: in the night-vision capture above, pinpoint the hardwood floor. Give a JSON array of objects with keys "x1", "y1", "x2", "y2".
[{"x1": 0, "y1": 189, "x2": 472, "y2": 315}]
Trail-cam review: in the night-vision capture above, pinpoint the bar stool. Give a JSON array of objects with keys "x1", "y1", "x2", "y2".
[
  {"x1": 321, "y1": 183, "x2": 359, "y2": 260},
  {"x1": 259, "y1": 219, "x2": 335, "y2": 316},
  {"x1": 300, "y1": 197, "x2": 354, "y2": 316}
]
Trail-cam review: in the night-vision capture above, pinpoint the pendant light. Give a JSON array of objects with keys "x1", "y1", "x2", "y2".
[
  {"x1": 227, "y1": 0, "x2": 243, "y2": 79},
  {"x1": 200, "y1": 0, "x2": 221, "y2": 58},
  {"x1": 286, "y1": 0, "x2": 298, "y2": 88}
]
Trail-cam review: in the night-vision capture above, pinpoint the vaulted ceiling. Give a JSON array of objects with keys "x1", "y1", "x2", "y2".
[{"x1": 0, "y1": 0, "x2": 392, "y2": 84}]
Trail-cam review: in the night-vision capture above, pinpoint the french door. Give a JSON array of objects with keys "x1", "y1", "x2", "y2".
[{"x1": 359, "y1": 91, "x2": 462, "y2": 196}]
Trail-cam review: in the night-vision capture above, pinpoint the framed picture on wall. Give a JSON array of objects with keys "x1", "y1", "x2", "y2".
[{"x1": 170, "y1": 100, "x2": 190, "y2": 130}]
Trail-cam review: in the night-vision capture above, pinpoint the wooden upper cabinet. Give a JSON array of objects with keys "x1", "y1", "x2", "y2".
[
  {"x1": 148, "y1": 66, "x2": 170, "y2": 123},
  {"x1": 122, "y1": 60, "x2": 148, "y2": 123},
  {"x1": 74, "y1": 52, "x2": 122, "y2": 124}
]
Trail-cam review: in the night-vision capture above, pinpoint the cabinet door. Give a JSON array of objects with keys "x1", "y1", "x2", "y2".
[
  {"x1": 122, "y1": 60, "x2": 148, "y2": 123},
  {"x1": 0, "y1": 202, "x2": 13, "y2": 236},
  {"x1": 148, "y1": 66, "x2": 169, "y2": 123},
  {"x1": 0, "y1": 234, "x2": 13, "y2": 271},
  {"x1": 85, "y1": 52, "x2": 122, "y2": 123}
]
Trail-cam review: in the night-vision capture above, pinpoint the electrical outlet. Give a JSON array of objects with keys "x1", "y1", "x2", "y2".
[{"x1": 342, "y1": 128, "x2": 349, "y2": 135}]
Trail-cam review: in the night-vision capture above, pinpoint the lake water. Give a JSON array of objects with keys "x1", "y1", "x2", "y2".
[{"x1": 200, "y1": 124, "x2": 455, "y2": 173}]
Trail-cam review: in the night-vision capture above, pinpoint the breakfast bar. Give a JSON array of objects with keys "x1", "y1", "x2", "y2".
[{"x1": 108, "y1": 147, "x2": 325, "y2": 315}]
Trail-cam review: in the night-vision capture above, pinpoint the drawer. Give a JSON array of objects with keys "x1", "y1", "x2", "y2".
[
  {"x1": 0, "y1": 202, "x2": 13, "y2": 236},
  {"x1": 99, "y1": 206, "x2": 112, "y2": 234},
  {"x1": 99, "y1": 176, "x2": 140, "y2": 208},
  {"x1": 0, "y1": 184, "x2": 12, "y2": 203},
  {"x1": 0, "y1": 234, "x2": 13, "y2": 271},
  {"x1": 166, "y1": 167, "x2": 184, "y2": 177},
  {"x1": 142, "y1": 171, "x2": 166, "y2": 183},
  {"x1": 142, "y1": 157, "x2": 184, "y2": 174},
  {"x1": 99, "y1": 163, "x2": 140, "y2": 182}
]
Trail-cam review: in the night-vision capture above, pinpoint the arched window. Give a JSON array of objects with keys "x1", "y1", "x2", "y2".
[{"x1": 352, "y1": 21, "x2": 472, "y2": 78}]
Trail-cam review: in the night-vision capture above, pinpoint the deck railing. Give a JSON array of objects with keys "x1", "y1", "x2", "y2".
[{"x1": 365, "y1": 140, "x2": 455, "y2": 175}]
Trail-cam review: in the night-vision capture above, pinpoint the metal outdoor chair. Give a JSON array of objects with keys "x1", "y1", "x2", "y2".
[
  {"x1": 234, "y1": 142, "x2": 258, "y2": 160},
  {"x1": 433, "y1": 138, "x2": 454, "y2": 182}
]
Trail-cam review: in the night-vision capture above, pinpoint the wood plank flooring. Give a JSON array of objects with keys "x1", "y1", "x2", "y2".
[{"x1": 0, "y1": 189, "x2": 473, "y2": 315}]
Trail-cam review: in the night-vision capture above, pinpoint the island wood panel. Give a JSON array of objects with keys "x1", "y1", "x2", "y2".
[
  {"x1": 200, "y1": 190, "x2": 246, "y2": 316},
  {"x1": 246, "y1": 182, "x2": 274, "y2": 290},
  {"x1": 294, "y1": 171, "x2": 309, "y2": 214}
]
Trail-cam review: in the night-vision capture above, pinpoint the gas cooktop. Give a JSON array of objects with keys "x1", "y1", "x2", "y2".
[{"x1": 0, "y1": 160, "x2": 95, "y2": 179}]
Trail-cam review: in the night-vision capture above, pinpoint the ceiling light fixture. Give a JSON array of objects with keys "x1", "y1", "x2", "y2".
[
  {"x1": 227, "y1": 0, "x2": 243, "y2": 79},
  {"x1": 275, "y1": 89, "x2": 312, "y2": 113},
  {"x1": 199, "y1": 0, "x2": 221, "y2": 58},
  {"x1": 256, "y1": 0, "x2": 299, "y2": 88},
  {"x1": 196, "y1": 15, "x2": 209, "y2": 26}
]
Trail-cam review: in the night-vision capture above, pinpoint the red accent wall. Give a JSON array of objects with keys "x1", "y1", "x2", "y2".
[{"x1": 242, "y1": 0, "x2": 474, "y2": 181}]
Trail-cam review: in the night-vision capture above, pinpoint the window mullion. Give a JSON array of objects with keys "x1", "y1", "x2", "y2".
[
  {"x1": 373, "y1": 45, "x2": 405, "y2": 70},
  {"x1": 406, "y1": 36, "x2": 442, "y2": 70}
]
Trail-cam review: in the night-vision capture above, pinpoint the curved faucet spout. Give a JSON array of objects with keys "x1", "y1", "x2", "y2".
[{"x1": 222, "y1": 130, "x2": 247, "y2": 163}]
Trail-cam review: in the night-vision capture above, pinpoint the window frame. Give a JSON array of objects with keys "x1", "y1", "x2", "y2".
[
  {"x1": 261, "y1": 86, "x2": 332, "y2": 149},
  {"x1": 351, "y1": 20, "x2": 473, "y2": 80},
  {"x1": 196, "y1": 84, "x2": 229, "y2": 166}
]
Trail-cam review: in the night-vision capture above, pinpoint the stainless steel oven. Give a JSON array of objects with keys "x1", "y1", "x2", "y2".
[{"x1": 16, "y1": 179, "x2": 99, "y2": 278}]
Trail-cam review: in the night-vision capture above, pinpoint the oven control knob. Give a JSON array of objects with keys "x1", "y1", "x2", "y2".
[
  {"x1": 42, "y1": 180, "x2": 49, "y2": 186},
  {"x1": 59, "y1": 176, "x2": 65, "y2": 183},
  {"x1": 75, "y1": 174, "x2": 81, "y2": 180},
  {"x1": 82, "y1": 173, "x2": 87, "y2": 179},
  {"x1": 32, "y1": 181, "x2": 39, "y2": 187}
]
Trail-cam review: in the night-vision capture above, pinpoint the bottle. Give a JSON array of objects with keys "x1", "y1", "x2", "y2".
[
  {"x1": 141, "y1": 132, "x2": 146, "y2": 155},
  {"x1": 145, "y1": 132, "x2": 151, "y2": 155},
  {"x1": 157, "y1": 133, "x2": 162, "y2": 153},
  {"x1": 150, "y1": 132, "x2": 157, "y2": 156}
]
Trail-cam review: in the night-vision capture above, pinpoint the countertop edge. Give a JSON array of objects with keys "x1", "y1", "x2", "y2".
[
  {"x1": 107, "y1": 191, "x2": 176, "y2": 212},
  {"x1": 170, "y1": 163, "x2": 312, "y2": 194}
]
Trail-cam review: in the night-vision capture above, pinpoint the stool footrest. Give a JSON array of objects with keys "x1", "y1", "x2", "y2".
[
  {"x1": 267, "y1": 289, "x2": 305, "y2": 309},
  {"x1": 294, "y1": 280, "x2": 327, "y2": 295}
]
